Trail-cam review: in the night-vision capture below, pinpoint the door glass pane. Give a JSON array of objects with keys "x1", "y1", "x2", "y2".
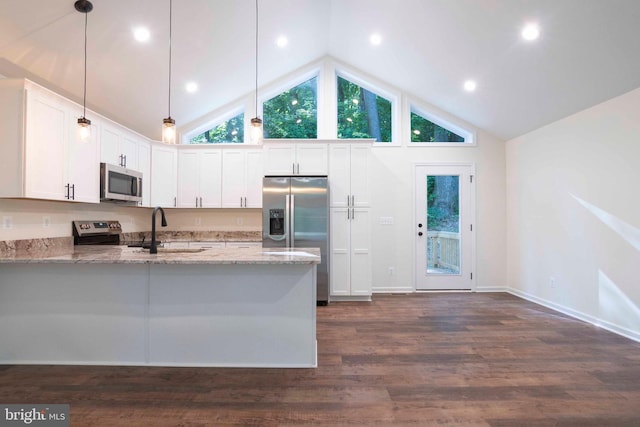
[{"x1": 426, "y1": 175, "x2": 460, "y2": 275}]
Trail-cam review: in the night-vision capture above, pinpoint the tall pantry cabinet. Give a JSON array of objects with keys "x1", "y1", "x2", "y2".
[{"x1": 328, "y1": 142, "x2": 372, "y2": 299}]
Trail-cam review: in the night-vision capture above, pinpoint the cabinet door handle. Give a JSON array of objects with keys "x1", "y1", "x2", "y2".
[
  {"x1": 352, "y1": 195, "x2": 355, "y2": 206},
  {"x1": 347, "y1": 208, "x2": 350, "y2": 220},
  {"x1": 200, "y1": 197, "x2": 203, "y2": 207},
  {"x1": 292, "y1": 163, "x2": 296, "y2": 174},
  {"x1": 297, "y1": 163, "x2": 300, "y2": 174},
  {"x1": 65, "y1": 183, "x2": 69, "y2": 199},
  {"x1": 196, "y1": 197, "x2": 199, "y2": 208},
  {"x1": 71, "y1": 184, "x2": 75, "y2": 200},
  {"x1": 352, "y1": 208, "x2": 355, "y2": 220},
  {"x1": 174, "y1": 197, "x2": 176, "y2": 207},
  {"x1": 123, "y1": 155, "x2": 127, "y2": 168},
  {"x1": 244, "y1": 197, "x2": 247, "y2": 207}
]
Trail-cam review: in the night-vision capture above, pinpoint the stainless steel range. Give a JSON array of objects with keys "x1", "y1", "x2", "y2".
[{"x1": 72, "y1": 220, "x2": 122, "y2": 245}]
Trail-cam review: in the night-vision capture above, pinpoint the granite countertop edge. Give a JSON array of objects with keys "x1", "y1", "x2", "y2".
[{"x1": 0, "y1": 245, "x2": 321, "y2": 265}]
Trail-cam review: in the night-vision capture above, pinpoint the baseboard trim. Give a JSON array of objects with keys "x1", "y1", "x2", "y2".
[
  {"x1": 507, "y1": 287, "x2": 640, "y2": 343},
  {"x1": 372, "y1": 286, "x2": 414, "y2": 294}
]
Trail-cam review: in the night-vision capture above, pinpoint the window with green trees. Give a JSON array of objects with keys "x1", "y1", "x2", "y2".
[
  {"x1": 337, "y1": 76, "x2": 392, "y2": 142},
  {"x1": 411, "y1": 110, "x2": 464, "y2": 143},
  {"x1": 189, "y1": 112, "x2": 244, "y2": 144},
  {"x1": 263, "y1": 76, "x2": 318, "y2": 139}
]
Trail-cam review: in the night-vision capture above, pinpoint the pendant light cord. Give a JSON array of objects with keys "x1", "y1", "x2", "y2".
[
  {"x1": 255, "y1": 0, "x2": 259, "y2": 117},
  {"x1": 168, "y1": 0, "x2": 173, "y2": 118},
  {"x1": 82, "y1": 10, "x2": 88, "y2": 118}
]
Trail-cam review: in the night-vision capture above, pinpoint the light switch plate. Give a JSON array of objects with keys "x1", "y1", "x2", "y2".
[{"x1": 3, "y1": 216, "x2": 12, "y2": 229}]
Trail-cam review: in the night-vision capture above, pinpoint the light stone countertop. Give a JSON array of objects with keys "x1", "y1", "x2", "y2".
[{"x1": 0, "y1": 245, "x2": 320, "y2": 265}]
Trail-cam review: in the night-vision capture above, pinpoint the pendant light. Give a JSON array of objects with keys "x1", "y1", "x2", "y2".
[
  {"x1": 162, "y1": 0, "x2": 176, "y2": 144},
  {"x1": 250, "y1": 0, "x2": 263, "y2": 144},
  {"x1": 75, "y1": 0, "x2": 93, "y2": 141}
]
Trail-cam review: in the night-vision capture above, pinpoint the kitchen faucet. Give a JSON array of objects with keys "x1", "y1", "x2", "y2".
[{"x1": 150, "y1": 206, "x2": 167, "y2": 254}]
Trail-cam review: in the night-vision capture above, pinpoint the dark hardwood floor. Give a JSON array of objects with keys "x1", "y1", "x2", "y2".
[{"x1": 1, "y1": 293, "x2": 639, "y2": 426}]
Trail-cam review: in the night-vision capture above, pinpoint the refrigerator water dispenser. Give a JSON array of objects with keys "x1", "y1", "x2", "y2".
[{"x1": 269, "y1": 209, "x2": 285, "y2": 235}]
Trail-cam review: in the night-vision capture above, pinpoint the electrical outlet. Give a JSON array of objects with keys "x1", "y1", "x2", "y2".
[
  {"x1": 236, "y1": 217, "x2": 243, "y2": 226},
  {"x1": 549, "y1": 277, "x2": 557, "y2": 288},
  {"x1": 43, "y1": 216, "x2": 51, "y2": 228},
  {"x1": 195, "y1": 217, "x2": 202, "y2": 226},
  {"x1": 2, "y1": 216, "x2": 12, "y2": 229},
  {"x1": 388, "y1": 267, "x2": 395, "y2": 276}
]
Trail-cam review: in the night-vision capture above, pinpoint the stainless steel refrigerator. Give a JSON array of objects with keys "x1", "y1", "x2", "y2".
[{"x1": 262, "y1": 176, "x2": 329, "y2": 305}]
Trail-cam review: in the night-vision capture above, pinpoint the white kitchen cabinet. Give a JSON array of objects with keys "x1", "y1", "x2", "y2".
[
  {"x1": 330, "y1": 207, "x2": 371, "y2": 298},
  {"x1": 151, "y1": 144, "x2": 178, "y2": 207},
  {"x1": 263, "y1": 142, "x2": 328, "y2": 175},
  {"x1": 100, "y1": 122, "x2": 141, "y2": 169},
  {"x1": 67, "y1": 105, "x2": 100, "y2": 203},
  {"x1": 329, "y1": 143, "x2": 371, "y2": 208},
  {"x1": 222, "y1": 148, "x2": 263, "y2": 208},
  {"x1": 0, "y1": 79, "x2": 99, "y2": 203},
  {"x1": 137, "y1": 141, "x2": 151, "y2": 207},
  {"x1": 178, "y1": 149, "x2": 222, "y2": 208}
]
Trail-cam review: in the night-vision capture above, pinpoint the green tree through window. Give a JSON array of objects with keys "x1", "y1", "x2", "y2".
[
  {"x1": 337, "y1": 76, "x2": 391, "y2": 142},
  {"x1": 263, "y1": 76, "x2": 318, "y2": 138},
  {"x1": 411, "y1": 111, "x2": 464, "y2": 143},
  {"x1": 190, "y1": 113, "x2": 244, "y2": 144}
]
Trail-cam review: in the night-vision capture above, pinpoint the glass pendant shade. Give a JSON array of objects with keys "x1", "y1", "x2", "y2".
[
  {"x1": 78, "y1": 116, "x2": 91, "y2": 141},
  {"x1": 163, "y1": 117, "x2": 176, "y2": 144},
  {"x1": 250, "y1": 117, "x2": 263, "y2": 144}
]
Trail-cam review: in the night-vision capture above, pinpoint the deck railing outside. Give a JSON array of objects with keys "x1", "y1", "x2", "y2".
[{"x1": 427, "y1": 231, "x2": 460, "y2": 274}]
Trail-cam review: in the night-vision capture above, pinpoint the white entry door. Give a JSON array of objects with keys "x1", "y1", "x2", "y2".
[{"x1": 415, "y1": 164, "x2": 475, "y2": 290}]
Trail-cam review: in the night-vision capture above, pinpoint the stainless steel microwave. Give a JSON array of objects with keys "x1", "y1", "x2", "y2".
[{"x1": 100, "y1": 162, "x2": 143, "y2": 203}]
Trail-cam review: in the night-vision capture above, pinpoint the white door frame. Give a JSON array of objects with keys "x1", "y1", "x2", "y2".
[{"x1": 413, "y1": 162, "x2": 476, "y2": 291}]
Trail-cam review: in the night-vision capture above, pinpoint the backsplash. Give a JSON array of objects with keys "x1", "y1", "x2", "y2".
[{"x1": 0, "y1": 198, "x2": 261, "y2": 241}]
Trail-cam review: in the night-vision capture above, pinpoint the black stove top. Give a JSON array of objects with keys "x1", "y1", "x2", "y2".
[{"x1": 72, "y1": 220, "x2": 122, "y2": 245}]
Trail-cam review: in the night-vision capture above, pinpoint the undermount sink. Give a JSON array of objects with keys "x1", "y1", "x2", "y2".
[{"x1": 137, "y1": 248, "x2": 206, "y2": 254}]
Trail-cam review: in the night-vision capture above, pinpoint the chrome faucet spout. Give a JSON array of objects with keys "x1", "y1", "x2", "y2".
[{"x1": 150, "y1": 206, "x2": 167, "y2": 254}]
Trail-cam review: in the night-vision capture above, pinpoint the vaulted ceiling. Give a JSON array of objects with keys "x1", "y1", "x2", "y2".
[{"x1": 1, "y1": 0, "x2": 640, "y2": 141}]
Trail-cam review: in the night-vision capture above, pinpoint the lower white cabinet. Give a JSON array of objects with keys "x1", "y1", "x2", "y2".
[{"x1": 330, "y1": 207, "x2": 372, "y2": 298}]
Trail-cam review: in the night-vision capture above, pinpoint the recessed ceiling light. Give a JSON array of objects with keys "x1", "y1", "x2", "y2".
[
  {"x1": 413, "y1": 129, "x2": 421, "y2": 135},
  {"x1": 185, "y1": 82, "x2": 198, "y2": 93},
  {"x1": 521, "y1": 23, "x2": 540, "y2": 41},
  {"x1": 133, "y1": 27, "x2": 150, "y2": 42},
  {"x1": 463, "y1": 80, "x2": 477, "y2": 92},
  {"x1": 370, "y1": 33, "x2": 382, "y2": 46},
  {"x1": 276, "y1": 35, "x2": 288, "y2": 48}
]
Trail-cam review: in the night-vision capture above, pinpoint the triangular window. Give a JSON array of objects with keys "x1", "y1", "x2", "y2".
[
  {"x1": 189, "y1": 112, "x2": 244, "y2": 144},
  {"x1": 410, "y1": 109, "x2": 465, "y2": 143},
  {"x1": 337, "y1": 76, "x2": 392, "y2": 142},
  {"x1": 263, "y1": 76, "x2": 318, "y2": 138}
]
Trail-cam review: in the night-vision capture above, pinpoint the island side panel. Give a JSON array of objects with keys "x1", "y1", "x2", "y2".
[
  {"x1": 148, "y1": 264, "x2": 317, "y2": 368},
  {"x1": 0, "y1": 264, "x2": 148, "y2": 365}
]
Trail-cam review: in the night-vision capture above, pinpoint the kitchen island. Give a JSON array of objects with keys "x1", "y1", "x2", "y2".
[{"x1": 0, "y1": 246, "x2": 320, "y2": 368}]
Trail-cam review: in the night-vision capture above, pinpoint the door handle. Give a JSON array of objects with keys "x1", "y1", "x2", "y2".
[{"x1": 71, "y1": 184, "x2": 75, "y2": 200}]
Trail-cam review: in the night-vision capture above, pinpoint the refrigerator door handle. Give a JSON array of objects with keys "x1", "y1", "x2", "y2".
[
  {"x1": 285, "y1": 194, "x2": 291, "y2": 248},
  {"x1": 290, "y1": 194, "x2": 295, "y2": 248}
]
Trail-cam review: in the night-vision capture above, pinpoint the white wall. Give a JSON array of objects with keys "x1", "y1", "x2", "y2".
[
  {"x1": 370, "y1": 128, "x2": 507, "y2": 292},
  {"x1": 506, "y1": 87, "x2": 640, "y2": 341}
]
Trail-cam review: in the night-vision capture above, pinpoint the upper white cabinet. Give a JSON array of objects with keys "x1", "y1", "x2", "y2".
[
  {"x1": 177, "y1": 148, "x2": 222, "y2": 208},
  {"x1": 137, "y1": 141, "x2": 151, "y2": 207},
  {"x1": 150, "y1": 144, "x2": 178, "y2": 208},
  {"x1": 100, "y1": 122, "x2": 144, "y2": 170},
  {"x1": 263, "y1": 142, "x2": 328, "y2": 176},
  {"x1": 222, "y1": 148, "x2": 263, "y2": 208},
  {"x1": 0, "y1": 79, "x2": 99, "y2": 203},
  {"x1": 328, "y1": 143, "x2": 371, "y2": 208}
]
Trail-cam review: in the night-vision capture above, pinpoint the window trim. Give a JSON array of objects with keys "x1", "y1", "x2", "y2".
[{"x1": 407, "y1": 98, "x2": 477, "y2": 147}]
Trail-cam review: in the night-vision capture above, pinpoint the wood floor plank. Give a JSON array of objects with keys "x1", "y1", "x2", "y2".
[{"x1": 1, "y1": 293, "x2": 639, "y2": 426}]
